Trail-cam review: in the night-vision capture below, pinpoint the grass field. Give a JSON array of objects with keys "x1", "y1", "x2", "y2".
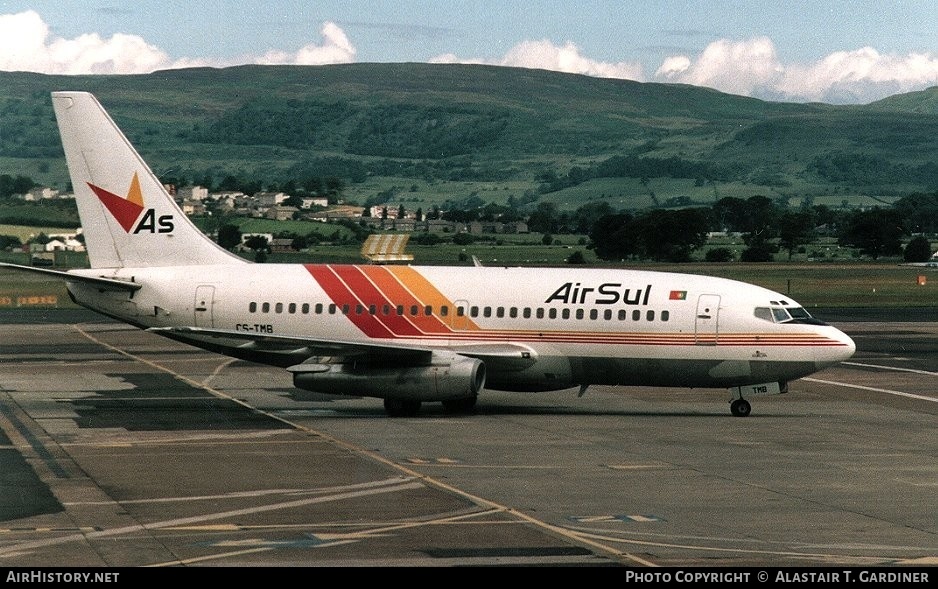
[{"x1": 0, "y1": 224, "x2": 80, "y2": 242}]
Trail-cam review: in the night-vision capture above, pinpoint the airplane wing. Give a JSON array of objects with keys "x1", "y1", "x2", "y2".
[
  {"x1": 149, "y1": 326, "x2": 537, "y2": 366},
  {"x1": 0, "y1": 262, "x2": 142, "y2": 291},
  {"x1": 150, "y1": 325, "x2": 434, "y2": 359}
]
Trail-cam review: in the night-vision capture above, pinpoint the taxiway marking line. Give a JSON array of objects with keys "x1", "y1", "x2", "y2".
[
  {"x1": 73, "y1": 323, "x2": 653, "y2": 567},
  {"x1": 804, "y1": 377, "x2": 938, "y2": 403},
  {"x1": 0, "y1": 480, "x2": 422, "y2": 558},
  {"x1": 842, "y1": 361, "x2": 938, "y2": 376}
]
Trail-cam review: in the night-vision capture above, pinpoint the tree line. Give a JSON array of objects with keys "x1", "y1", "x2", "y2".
[{"x1": 536, "y1": 193, "x2": 938, "y2": 263}]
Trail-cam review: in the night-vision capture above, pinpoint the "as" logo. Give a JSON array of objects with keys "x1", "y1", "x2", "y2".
[{"x1": 87, "y1": 172, "x2": 175, "y2": 234}]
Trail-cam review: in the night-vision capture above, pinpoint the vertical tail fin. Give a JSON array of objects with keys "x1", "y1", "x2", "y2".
[{"x1": 51, "y1": 92, "x2": 245, "y2": 268}]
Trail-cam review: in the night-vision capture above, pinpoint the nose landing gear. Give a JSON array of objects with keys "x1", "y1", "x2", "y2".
[
  {"x1": 730, "y1": 398, "x2": 752, "y2": 417},
  {"x1": 728, "y1": 381, "x2": 786, "y2": 417}
]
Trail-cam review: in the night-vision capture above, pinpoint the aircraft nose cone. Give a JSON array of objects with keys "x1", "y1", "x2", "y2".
[
  {"x1": 839, "y1": 330, "x2": 857, "y2": 360},
  {"x1": 820, "y1": 326, "x2": 856, "y2": 367}
]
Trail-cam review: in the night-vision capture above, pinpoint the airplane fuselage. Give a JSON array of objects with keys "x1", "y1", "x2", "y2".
[{"x1": 67, "y1": 263, "x2": 854, "y2": 393}]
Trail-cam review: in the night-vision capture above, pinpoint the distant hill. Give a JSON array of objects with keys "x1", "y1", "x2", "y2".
[
  {"x1": 2, "y1": 63, "x2": 938, "y2": 212},
  {"x1": 868, "y1": 86, "x2": 938, "y2": 114}
]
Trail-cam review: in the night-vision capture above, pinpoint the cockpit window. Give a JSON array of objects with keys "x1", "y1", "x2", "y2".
[
  {"x1": 754, "y1": 307, "x2": 774, "y2": 322},
  {"x1": 787, "y1": 307, "x2": 813, "y2": 320},
  {"x1": 754, "y1": 306, "x2": 827, "y2": 325}
]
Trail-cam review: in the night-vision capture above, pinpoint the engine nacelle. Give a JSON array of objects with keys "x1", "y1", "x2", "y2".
[{"x1": 289, "y1": 352, "x2": 486, "y2": 402}]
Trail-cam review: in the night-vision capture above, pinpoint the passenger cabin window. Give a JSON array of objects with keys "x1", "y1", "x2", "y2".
[{"x1": 249, "y1": 302, "x2": 257, "y2": 313}]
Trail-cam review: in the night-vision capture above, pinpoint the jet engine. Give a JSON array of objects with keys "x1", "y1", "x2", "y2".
[{"x1": 289, "y1": 351, "x2": 486, "y2": 402}]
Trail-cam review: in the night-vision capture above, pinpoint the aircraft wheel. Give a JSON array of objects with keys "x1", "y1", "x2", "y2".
[
  {"x1": 442, "y1": 396, "x2": 477, "y2": 415},
  {"x1": 730, "y1": 398, "x2": 752, "y2": 417},
  {"x1": 384, "y1": 399, "x2": 421, "y2": 417}
]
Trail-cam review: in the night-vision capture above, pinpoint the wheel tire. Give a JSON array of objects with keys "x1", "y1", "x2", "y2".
[
  {"x1": 730, "y1": 398, "x2": 752, "y2": 417},
  {"x1": 384, "y1": 399, "x2": 421, "y2": 417}
]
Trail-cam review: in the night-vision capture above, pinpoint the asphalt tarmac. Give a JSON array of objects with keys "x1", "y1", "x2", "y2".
[{"x1": 0, "y1": 308, "x2": 935, "y2": 567}]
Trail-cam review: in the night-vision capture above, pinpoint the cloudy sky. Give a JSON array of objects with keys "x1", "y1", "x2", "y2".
[{"x1": 2, "y1": 1, "x2": 938, "y2": 104}]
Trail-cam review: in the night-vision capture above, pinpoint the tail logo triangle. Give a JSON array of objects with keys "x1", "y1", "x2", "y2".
[{"x1": 87, "y1": 172, "x2": 174, "y2": 234}]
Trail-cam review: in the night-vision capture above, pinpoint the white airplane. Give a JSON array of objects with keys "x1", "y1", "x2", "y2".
[{"x1": 1, "y1": 92, "x2": 856, "y2": 417}]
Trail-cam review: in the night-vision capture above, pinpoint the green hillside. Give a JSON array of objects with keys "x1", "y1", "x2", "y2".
[
  {"x1": 2, "y1": 64, "x2": 938, "y2": 212},
  {"x1": 868, "y1": 86, "x2": 938, "y2": 114}
]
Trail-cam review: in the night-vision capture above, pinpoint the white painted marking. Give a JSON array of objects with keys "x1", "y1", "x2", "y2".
[
  {"x1": 64, "y1": 477, "x2": 415, "y2": 506},
  {"x1": 0, "y1": 480, "x2": 423, "y2": 557},
  {"x1": 842, "y1": 361, "x2": 938, "y2": 376},
  {"x1": 200, "y1": 358, "x2": 236, "y2": 387},
  {"x1": 626, "y1": 515, "x2": 660, "y2": 522},
  {"x1": 804, "y1": 378, "x2": 938, "y2": 403},
  {"x1": 574, "y1": 516, "x2": 616, "y2": 523}
]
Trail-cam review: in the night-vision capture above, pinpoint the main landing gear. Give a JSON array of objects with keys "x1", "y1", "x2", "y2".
[{"x1": 730, "y1": 398, "x2": 752, "y2": 417}]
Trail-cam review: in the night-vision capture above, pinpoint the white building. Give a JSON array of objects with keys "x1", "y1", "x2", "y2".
[
  {"x1": 177, "y1": 185, "x2": 209, "y2": 201},
  {"x1": 44, "y1": 238, "x2": 85, "y2": 252}
]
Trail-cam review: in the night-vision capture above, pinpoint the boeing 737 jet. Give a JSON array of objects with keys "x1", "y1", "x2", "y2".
[{"x1": 1, "y1": 92, "x2": 856, "y2": 417}]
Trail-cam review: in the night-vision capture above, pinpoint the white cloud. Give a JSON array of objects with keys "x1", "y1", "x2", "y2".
[
  {"x1": 432, "y1": 39, "x2": 645, "y2": 81},
  {"x1": 0, "y1": 10, "x2": 170, "y2": 74},
  {"x1": 655, "y1": 37, "x2": 782, "y2": 98},
  {"x1": 655, "y1": 55, "x2": 691, "y2": 78},
  {"x1": 654, "y1": 37, "x2": 938, "y2": 103},
  {"x1": 777, "y1": 47, "x2": 938, "y2": 103},
  {"x1": 255, "y1": 22, "x2": 356, "y2": 66},
  {"x1": 0, "y1": 11, "x2": 356, "y2": 74}
]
